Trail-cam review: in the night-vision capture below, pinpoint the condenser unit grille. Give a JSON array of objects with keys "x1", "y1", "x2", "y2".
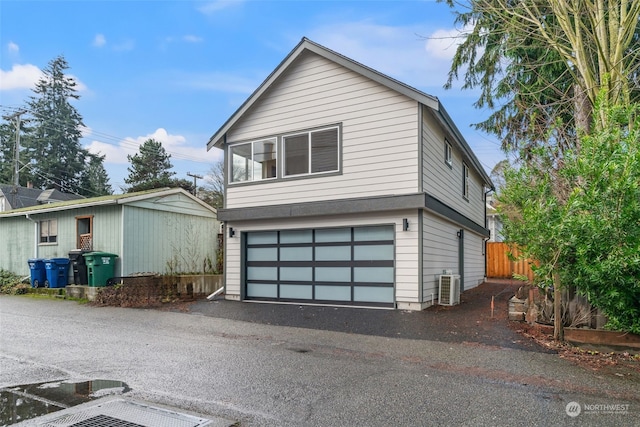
[
  {"x1": 440, "y1": 276, "x2": 453, "y2": 304},
  {"x1": 438, "y1": 274, "x2": 460, "y2": 306}
]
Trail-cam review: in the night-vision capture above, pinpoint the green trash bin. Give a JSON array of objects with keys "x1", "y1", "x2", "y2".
[{"x1": 83, "y1": 252, "x2": 118, "y2": 287}]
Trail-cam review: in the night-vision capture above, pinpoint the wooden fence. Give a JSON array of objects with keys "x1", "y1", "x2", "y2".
[{"x1": 486, "y1": 242, "x2": 535, "y2": 282}]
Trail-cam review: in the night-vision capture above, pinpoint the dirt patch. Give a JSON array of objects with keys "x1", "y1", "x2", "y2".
[{"x1": 511, "y1": 321, "x2": 640, "y2": 378}]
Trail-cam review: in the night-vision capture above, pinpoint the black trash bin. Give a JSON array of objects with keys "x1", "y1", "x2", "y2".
[{"x1": 68, "y1": 249, "x2": 89, "y2": 285}]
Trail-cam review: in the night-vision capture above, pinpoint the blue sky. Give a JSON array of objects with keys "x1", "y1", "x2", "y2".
[{"x1": 0, "y1": 0, "x2": 505, "y2": 193}]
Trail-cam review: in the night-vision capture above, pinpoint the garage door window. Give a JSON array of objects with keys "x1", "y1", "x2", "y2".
[{"x1": 245, "y1": 225, "x2": 395, "y2": 307}]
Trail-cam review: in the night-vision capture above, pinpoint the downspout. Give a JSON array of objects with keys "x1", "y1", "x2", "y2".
[{"x1": 25, "y1": 214, "x2": 38, "y2": 259}]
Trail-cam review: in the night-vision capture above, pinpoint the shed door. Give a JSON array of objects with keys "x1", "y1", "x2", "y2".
[{"x1": 244, "y1": 225, "x2": 395, "y2": 307}]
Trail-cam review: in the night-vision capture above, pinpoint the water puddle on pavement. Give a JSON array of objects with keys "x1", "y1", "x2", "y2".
[{"x1": 0, "y1": 379, "x2": 130, "y2": 426}]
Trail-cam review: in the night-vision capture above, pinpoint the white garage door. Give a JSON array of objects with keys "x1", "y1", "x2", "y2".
[{"x1": 244, "y1": 225, "x2": 395, "y2": 307}]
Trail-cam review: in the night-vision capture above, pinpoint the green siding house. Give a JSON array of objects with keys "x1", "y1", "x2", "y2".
[{"x1": 0, "y1": 188, "x2": 219, "y2": 279}]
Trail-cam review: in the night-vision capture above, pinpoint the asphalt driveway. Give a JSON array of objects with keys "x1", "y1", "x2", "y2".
[{"x1": 187, "y1": 279, "x2": 547, "y2": 353}]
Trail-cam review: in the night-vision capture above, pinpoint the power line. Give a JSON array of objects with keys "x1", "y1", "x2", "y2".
[{"x1": 0, "y1": 104, "x2": 212, "y2": 164}]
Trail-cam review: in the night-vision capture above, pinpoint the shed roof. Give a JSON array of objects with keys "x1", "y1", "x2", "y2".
[
  {"x1": 206, "y1": 37, "x2": 493, "y2": 188},
  {"x1": 0, "y1": 187, "x2": 216, "y2": 217}
]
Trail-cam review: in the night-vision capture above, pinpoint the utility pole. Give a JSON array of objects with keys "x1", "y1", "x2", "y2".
[
  {"x1": 186, "y1": 172, "x2": 203, "y2": 197},
  {"x1": 2, "y1": 110, "x2": 27, "y2": 187}
]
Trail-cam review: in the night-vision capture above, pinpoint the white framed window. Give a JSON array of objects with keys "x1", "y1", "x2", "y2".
[
  {"x1": 229, "y1": 138, "x2": 277, "y2": 183},
  {"x1": 444, "y1": 139, "x2": 452, "y2": 167},
  {"x1": 463, "y1": 162, "x2": 470, "y2": 199},
  {"x1": 40, "y1": 219, "x2": 58, "y2": 244},
  {"x1": 283, "y1": 126, "x2": 339, "y2": 177}
]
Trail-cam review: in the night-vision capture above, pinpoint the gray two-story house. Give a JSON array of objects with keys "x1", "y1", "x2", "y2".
[{"x1": 208, "y1": 38, "x2": 493, "y2": 310}]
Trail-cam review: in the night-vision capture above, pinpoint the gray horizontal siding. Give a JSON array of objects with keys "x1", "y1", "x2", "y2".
[
  {"x1": 422, "y1": 110, "x2": 485, "y2": 226},
  {"x1": 225, "y1": 50, "x2": 419, "y2": 209}
]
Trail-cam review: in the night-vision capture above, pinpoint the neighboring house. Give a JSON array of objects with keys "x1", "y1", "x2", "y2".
[
  {"x1": 0, "y1": 184, "x2": 83, "y2": 212},
  {"x1": 486, "y1": 195, "x2": 503, "y2": 242},
  {"x1": 207, "y1": 38, "x2": 493, "y2": 310},
  {"x1": 0, "y1": 188, "x2": 219, "y2": 279}
]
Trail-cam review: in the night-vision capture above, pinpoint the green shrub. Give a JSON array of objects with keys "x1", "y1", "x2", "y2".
[{"x1": 0, "y1": 269, "x2": 29, "y2": 295}]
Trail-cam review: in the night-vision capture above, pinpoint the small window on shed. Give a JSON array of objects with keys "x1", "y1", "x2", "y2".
[{"x1": 40, "y1": 219, "x2": 57, "y2": 244}]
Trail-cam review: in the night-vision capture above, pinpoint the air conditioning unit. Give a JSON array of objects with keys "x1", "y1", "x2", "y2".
[{"x1": 438, "y1": 274, "x2": 460, "y2": 306}]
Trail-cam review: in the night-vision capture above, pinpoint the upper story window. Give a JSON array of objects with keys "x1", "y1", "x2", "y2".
[
  {"x1": 40, "y1": 219, "x2": 57, "y2": 244},
  {"x1": 463, "y1": 162, "x2": 470, "y2": 200},
  {"x1": 284, "y1": 126, "x2": 339, "y2": 177},
  {"x1": 444, "y1": 139, "x2": 452, "y2": 168},
  {"x1": 230, "y1": 138, "x2": 277, "y2": 183}
]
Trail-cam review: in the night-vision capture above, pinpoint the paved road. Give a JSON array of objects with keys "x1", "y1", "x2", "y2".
[{"x1": 1, "y1": 296, "x2": 638, "y2": 426}]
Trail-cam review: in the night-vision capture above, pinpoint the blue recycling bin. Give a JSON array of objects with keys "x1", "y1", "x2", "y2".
[
  {"x1": 44, "y1": 258, "x2": 71, "y2": 288},
  {"x1": 28, "y1": 258, "x2": 46, "y2": 288}
]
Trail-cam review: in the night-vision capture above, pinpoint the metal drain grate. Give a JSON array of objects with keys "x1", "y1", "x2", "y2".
[
  {"x1": 69, "y1": 415, "x2": 145, "y2": 427},
  {"x1": 40, "y1": 398, "x2": 211, "y2": 427}
]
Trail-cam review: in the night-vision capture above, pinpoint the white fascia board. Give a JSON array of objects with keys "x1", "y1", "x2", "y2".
[
  {"x1": 0, "y1": 199, "x2": 118, "y2": 217},
  {"x1": 433, "y1": 101, "x2": 494, "y2": 189},
  {"x1": 118, "y1": 188, "x2": 218, "y2": 215}
]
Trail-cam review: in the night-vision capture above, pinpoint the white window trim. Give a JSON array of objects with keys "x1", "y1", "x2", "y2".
[
  {"x1": 445, "y1": 139, "x2": 452, "y2": 168},
  {"x1": 282, "y1": 125, "x2": 340, "y2": 178},
  {"x1": 463, "y1": 162, "x2": 470, "y2": 200},
  {"x1": 228, "y1": 137, "x2": 278, "y2": 185}
]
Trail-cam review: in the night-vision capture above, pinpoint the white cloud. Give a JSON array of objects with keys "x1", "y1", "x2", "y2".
[
  {"x1": 424, "y1": 27, "x2": 468, "y2": 60},
  {"x1": 86, "y1": 128, "x2": 209, "y2": 165},
  {"x1": 183, "y1": 35, "x2": 203, "y2": 43},
  {"x1": 93, "y1": 34, "x2": 107, "y2": 47},
  {"x1": 197, "y1": 0, "x2": 244, "y2": 15},
  {"x1": 0, "y1": 63, "x2": 88, "y2": 92},
  {"x1": 8, "y1": 42, "x2": 19, "y2": 53},
  {"x1": 0, "y1": 64, "x2": 42, "y2": 90},
  {"x1": 68, "y1": 74, "x2": 88, "y2": 92}
]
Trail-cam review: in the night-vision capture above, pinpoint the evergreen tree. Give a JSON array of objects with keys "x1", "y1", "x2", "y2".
[
  {"x1": 23, "y1": 55, "x2": 106, "y2": 196},
  {"x1": 443, "y1": 0, "x2": 640, "y2": 156},
  {"x1": 82, "y1": 153, "x2": 113, "y2": 196},
  {"x1": 0, "y1": 121, "x2": 16, "y2": 184},
  {"x1": 125, "y1": 138, "x2": 176, "y2": 192}
]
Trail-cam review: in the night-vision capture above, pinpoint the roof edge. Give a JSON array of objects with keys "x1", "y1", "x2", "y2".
[{"x1": 206, "y1": 37, "x2": 440, "y2": 151}]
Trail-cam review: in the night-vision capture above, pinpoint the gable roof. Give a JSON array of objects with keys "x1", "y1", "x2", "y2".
[
  {"x1": 0, "y1": 185, "x2": 43, "y2": 210},
  {"x1": 0, "y1": 185, "x2": 83, "y2": 210},
  {"x1": 206, "y1": 37, "x2": 493, "y2": 188},
  {"x1": 0, "y1": 187, "x2": 216, "y2": 217}
]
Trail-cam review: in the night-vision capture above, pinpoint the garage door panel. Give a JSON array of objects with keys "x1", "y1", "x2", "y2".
[
  {"x1": 315, "y1": 267, "x2": 351, "y2": 282},
  {"x1": 245, "y1": 225, "x2": 395, "y2": 307},
  {"x1": 280, "y1": 267, "x2": 313, "y2": 281},
  {"x1": 247, "y1": 283, "x2": 278, "y2": 298},
  {"x1": 247, "y1": 266, "x2": 278, "y2": 281},
  {"x1": 280, "y1": 246, "x2": 313, "y2": 261},
  {"x1": 280, "y1": 284, "x2": 313, "y2": 299},
  {"x1": 353, "y1": 245, "x2": 394, "y2": 260},
  {"x1": 315, "y1": 246, "x2": 351, "y2": 261},
  {"x1": 353, "y1": 267, "x2": 394, "y2": 283},
  {"x1": 247, "y1": 247, "x2": 278, "y2": 261},
  {"x1": 315, "y1": 228, "x2": 351, "y2": 242},
  {"x1": 316, "y1": 285, "x2": 351, "y2": 301},
  {"x1": 354, "y1": 286, "x2": 394, "y2": 303}
]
